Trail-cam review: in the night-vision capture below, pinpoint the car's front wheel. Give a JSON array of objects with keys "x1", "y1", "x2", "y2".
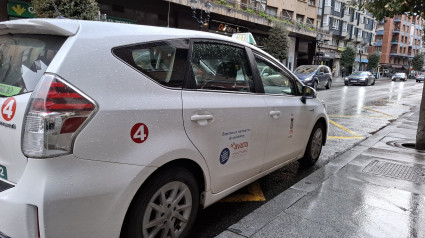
[
  {"x1": 313, "y1": 81, "x2": 318, "y2": 90},
  {"x1": 299, "y1": 122, "x2": 324, "y2": 168},
  {"x1": 121, "y1": 166, "x2": 199, "y2": 238}
]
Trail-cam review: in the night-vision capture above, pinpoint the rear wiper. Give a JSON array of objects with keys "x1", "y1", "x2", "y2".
[{"x1": 0, "y1": 83, "x2": 22, "y2": 97}]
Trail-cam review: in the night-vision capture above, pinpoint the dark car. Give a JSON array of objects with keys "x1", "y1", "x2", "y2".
[
  {"x1": 344, "y1": 71, "x2": 376, "y2": 86},
  {"x1": 293, "y1": 65, "x2": 332, "y2": 90}
]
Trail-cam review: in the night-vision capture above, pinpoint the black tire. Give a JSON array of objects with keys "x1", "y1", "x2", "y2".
[
  {"x1": 121, "y1": 166, "x2": 199, "y2": 238},
  {"x1": 371, "y1": 79, "x2": 375, "y2": 85},
  {"x1": 325, "y1": 79, "x2": 332, "y2": 89},
  {"x1": 299, "y1": 123, "x2": 324, "y2": 168},
  {"x1": 344, "y1": 83, "x2": 348, "y2": 86}
]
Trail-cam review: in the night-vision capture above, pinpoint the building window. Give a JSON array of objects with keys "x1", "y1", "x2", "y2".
[
  {"x1": 307, "y1": 18, "x2": 315, "y2": 25},
  {"x1": 250, "y1": 0, "x2": 266, "y2": 11},
  {"x1": 308, "y1": 0, "x2": 316, "y2": 6},
  {"x1": 325, "y1": 0, "x2": 331, "y2": 6},
  {"x1": 334, "y1": 1, "x2": 341, "y2": 12},
  {"x1": 344, "y1": 7, "x2": 350, "y2": 15},
  {"x1": 333, "y1": 19, "x2": 340, "y2": 30},
  {"x1": 342, "y1": 22, "x2": 348, "y2": 31},
  {"x1": 296, "y1": 14, "x2": 305, "y2": 23},
  {"x1": 323, "y1": 15, "x2": 329, "y2": 25},
  {"x1": 360, "y1": 15, "x2": 364, "y2": 23},
  {"x1": 265, "y1": 6, "x2": 278, "y2": 16},
  {"x1": 357, "y1": 29, "x2": 362, "y2": 37},
  {"x1": 282, "y1": 9, "x2": 294, "y2": 20}
]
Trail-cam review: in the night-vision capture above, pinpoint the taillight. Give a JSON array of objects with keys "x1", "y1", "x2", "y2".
[{"x1": 22, "y1": 74, "x2": 96, "y2": 158}]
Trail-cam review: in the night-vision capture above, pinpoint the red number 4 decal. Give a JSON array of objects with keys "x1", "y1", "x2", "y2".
[
  {"x1": 1, "y1": 97, "x2": 16, "y2": 121},
  {"x1": 131, "y1": 123, "x2": 149, "y2": 144}
]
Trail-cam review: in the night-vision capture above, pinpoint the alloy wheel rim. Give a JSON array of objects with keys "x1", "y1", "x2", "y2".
[
  {"x1": 143, "y1": 181, "x2": 192, "y2": 238},
  {"x1": 311, "y1": 128, "x2": 323, "y2": 159}
]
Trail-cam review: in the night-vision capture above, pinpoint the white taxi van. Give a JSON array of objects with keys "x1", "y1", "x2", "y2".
[{"x1": 0, "y1": 19, "x2": 328, "y2": 238}]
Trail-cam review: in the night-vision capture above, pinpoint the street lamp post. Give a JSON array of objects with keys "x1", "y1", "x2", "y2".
[
  {"x1": 358, "y1": 49, "x2": 363, "y2": 71},
  {"x1": 190, "y1": 0, "x2": 212, "y2": 31}
]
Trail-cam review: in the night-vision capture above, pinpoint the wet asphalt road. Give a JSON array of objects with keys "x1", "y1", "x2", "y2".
[{"x1": 188, "y1": 78, "x2": 424, "y2": 238}]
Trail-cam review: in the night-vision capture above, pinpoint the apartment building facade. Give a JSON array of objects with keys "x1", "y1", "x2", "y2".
[
  {"x1": 2, "y1": 0, "x2": 334, "y2": 72},
  {"x1": 372, "y1": 15, "x2": 424, "y2": 75},
  {"x1": 317, "y1": 0, "x2": 376, "y2": 76}
]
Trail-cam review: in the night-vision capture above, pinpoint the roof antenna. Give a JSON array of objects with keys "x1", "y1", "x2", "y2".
[{"x1": 50, "y1": 0, "x2": 65, "y2": 19}]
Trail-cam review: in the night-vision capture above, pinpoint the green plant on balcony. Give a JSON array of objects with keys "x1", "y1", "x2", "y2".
[
  {"x1": 216, "y1": 0, "x2": 227, "y2": 4},
  {"x1": 244, "y1": 8, "x2": 256, "y2": 14},
  {"x1": 279, "y1": 18, "x2": 293, "y2": 25}
]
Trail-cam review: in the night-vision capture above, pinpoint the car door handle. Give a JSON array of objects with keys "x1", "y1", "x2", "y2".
[
  {"x1": 269, "y1": 110, "x2": 281, "y2": 119},
  {"x1": 191, "y1": 114, "x2": 214, "y2": 126}
]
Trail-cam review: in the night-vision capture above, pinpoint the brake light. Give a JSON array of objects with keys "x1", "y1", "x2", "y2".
[{"x1": 22, "y1": 74, "x2": 97, "y2": 158}]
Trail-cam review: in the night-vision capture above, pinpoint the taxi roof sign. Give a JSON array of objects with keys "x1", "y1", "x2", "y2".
[{"x1": 232, "y1": 33, "x2": 257, "y2": 46}]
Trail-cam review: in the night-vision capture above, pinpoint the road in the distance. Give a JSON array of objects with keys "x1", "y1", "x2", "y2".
[{"x1": 189, "y1": 78, "x2": 424, "y2": 238}]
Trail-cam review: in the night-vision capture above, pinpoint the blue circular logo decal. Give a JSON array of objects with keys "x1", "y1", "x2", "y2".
[{"x1": 220, "y1": 148, "x2": 230, "y2": 165}]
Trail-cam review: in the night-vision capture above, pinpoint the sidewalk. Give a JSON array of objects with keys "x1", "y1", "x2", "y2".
[{"x1": 217, "y1": 100, "x2": 424, "y2": 237}]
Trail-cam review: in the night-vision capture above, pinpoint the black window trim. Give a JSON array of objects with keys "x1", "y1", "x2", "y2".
[
  {"x1": 184, "y1": 38, "x2": 262, "y2": 95},
  {"x1": 251, "y1": 51, "x2": 303, "y2": 96},
  {"x1": 111, "y1": 38, "x2": 190, "y2": 90}
]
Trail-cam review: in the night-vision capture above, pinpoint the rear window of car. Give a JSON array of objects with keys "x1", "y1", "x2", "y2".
[
  {"x1": 113, "y1": 40, "x2": 189, "y2": 88},
  {"x1": 294, "y1": 65, "x2": 318, "y2": 74},
  {"x1": 0, "y1": 34, "x2": 66, "y2": 97}
]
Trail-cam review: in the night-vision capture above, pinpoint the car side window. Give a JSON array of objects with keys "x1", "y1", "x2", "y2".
[
  {"x1": 254, "y1": 55, "x2": 295, "y2": 96},
  {"x1": 112, "y1": 40, "x2": 188, "y2": 88},
  {"x1": 190, "y1": 42, "x2": 254, "y2": 92}
]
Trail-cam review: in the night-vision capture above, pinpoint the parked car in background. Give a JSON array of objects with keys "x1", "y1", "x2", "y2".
[
  {"x1": 415, "y1": 73, "x2": 425, "y2": 82},
  {"x1": 344, "y1": 71, "x2": 376, "y2": 86},
  {"x1": 0, "y1": 19, "x2": 329, "y2": 238},
  {"x1": 293, "y1": 65, "x2": 333, "y2": 90},
  {"x1": 392, "y1": 72, "x2": 407, "y2": 81}
]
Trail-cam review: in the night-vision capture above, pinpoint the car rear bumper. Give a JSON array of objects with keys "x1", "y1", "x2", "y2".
[{"x1": 0, "y1": 155, "x2": 155, "y2": 238}]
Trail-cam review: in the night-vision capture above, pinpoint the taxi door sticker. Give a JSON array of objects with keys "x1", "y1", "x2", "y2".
[
  {"x1": 219, "y1": 128, "x2": 251, "y2": 165},
  {"x1": 288, "y1": 113, "x2": 294, "y2": 138},
  {"x1": 1, "y1": 97, "x2": 16, "y2": 121},
  {"x1": 131, "y1": 123, "x2": 149, "y2": 144}
]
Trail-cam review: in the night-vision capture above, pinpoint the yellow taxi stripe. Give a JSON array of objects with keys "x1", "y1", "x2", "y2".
[
  {"x1": 328, "y1": 115, "x2": 387, "y2": 118},
  {"x1": 220, "y1": 182, "x2": 266, "y2": 202},
  {"x1": 364, "y1": 107, "x2": 396, "y2": 118},
  {"x1": 329, "y1": 120, "x2": 362, "y2": 137}
]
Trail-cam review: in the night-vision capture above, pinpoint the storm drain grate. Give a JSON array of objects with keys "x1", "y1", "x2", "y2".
[{"x1": 363, "y1": 160, "x2": 425, "y2": 184}]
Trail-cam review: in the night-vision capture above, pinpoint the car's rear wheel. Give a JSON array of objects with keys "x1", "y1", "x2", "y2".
[
  {"x1": 121, "y1": 167, "x2": 199, "y2": 238},
  {"x1": 325, "y1": 79, "x2": 332, "y2": 89},
  {"x1": 299, "y1": 122, "x2": 324, "y2": 168}
]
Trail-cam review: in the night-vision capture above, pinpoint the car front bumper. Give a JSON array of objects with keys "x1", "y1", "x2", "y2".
[{"x1": 0, "y1": 155, "x2": 154, "y2": 238}]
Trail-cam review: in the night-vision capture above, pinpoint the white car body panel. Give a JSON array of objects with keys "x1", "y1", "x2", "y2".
[{"x1": 0, "y1": 19, "x2": 328, "y2": 238}]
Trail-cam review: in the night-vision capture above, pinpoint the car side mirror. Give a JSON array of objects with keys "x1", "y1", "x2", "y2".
[{"x1": 301, "y1": 85, "x2": 316, "y2": 104}]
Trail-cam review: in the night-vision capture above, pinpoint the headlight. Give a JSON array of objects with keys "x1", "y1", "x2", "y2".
[
  {"x1": 304, "y1": 77, "x2": 312, "y2": 81},
  {"x1": 360, "y1": 77, "x2": 366, "y2": 80},
  {"x1": 344, "y1": 77, "x2": 348, "y2": 81}
]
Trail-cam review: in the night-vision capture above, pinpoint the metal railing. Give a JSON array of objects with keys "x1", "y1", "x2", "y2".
[{"x1": 210, "y1": 0, "x2": 330, "y2": 34}]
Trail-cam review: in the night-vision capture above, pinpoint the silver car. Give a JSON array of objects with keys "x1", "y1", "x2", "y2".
[{"x1": 344, "y1": 71, "x2": 376, "y2": 86}]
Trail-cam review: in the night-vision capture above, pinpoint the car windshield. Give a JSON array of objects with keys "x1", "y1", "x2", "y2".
[
  {"x1": 351, "y1": 72, "x2": 368, "y2": 76},
  {"x1": 395, "y1": 73, "x2": 404, "y2": 76},
  {"x1": 0, "y1": 34, "x2": 66, "y2": 97},
  {"x1": 294, "y1": 65, "x2": 318, "y2": 74}
]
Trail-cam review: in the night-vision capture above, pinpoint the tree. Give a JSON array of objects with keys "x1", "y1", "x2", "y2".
[
  {"x1": 368, "y1": 51, "x2": 381, "y2": 70},
  {"x1": 32, "y1": 0, "x2": 99, "y2": 20},
  {"x1": 341, "y1": 46, "x2": 356, "y2": 72},
  {"x1": 265, "y1": 23, "x2": 290, "y2": 62},
  {"x1": 359, "y1": 0, "x2": 425, "y2": 149},
  {"x1": 412, "y1": 53, "x2": 425, "y2": 71}
]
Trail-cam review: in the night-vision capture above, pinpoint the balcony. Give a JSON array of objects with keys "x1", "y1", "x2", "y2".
[
  {"x1": 391, "y1": 39, "x2": 399, "y2": 45},
  {"x1": 376, "y1": 30, "x2": 384, "y2": 35},
  {"x1": 375, "y1": 41, "x2": 382, "y2": 46},
  {"x1": 394, "y1": 17, "x2": 402, "y2": 22},
  {"x1": 390, "y1": 52, "x2": 398, "y2": 56},
  {"x1": 392, "y1": 28, "x2": 400, "y2": 34}
]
